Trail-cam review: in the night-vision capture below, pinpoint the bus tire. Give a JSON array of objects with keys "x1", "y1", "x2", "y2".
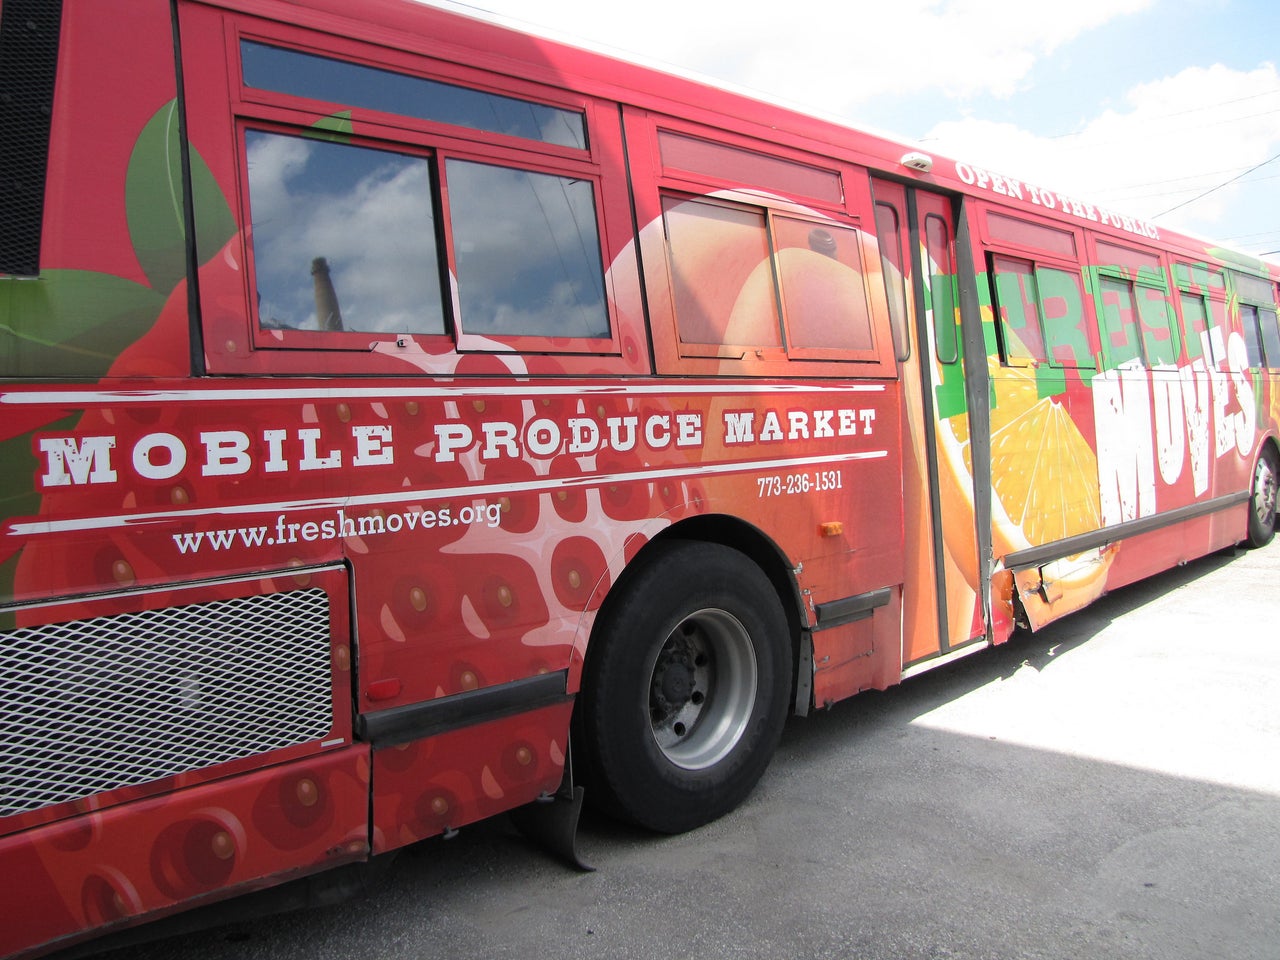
[
  {"x1": 1247, "y1": 445, "x2": 1278, "y2": 548},
  {"x1": 576, "y1": 540, "x2": 790, "y2": 834}
]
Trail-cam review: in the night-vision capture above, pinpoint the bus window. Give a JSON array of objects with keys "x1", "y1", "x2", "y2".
[
  {"x1": 241, "y1": 40, "x2": 587, "y2": 150},
  {"x1": 1180, "y1": 292, "x2": 1215, "y2": 364},
  {"x1": 0, "y1": 0, "x2": 60, "y2": 277},
  {"x1": 1261, "y1": 307, "x2": 1280, "y2": 368},
  {"x1": 772, "y1": 215, "x2": 874, "y2": 353},
  {"x1": 987, "y1": 212, "x2": 1076, "y2": 258},
  {"x1": 245, "y1": 130, "x2": 446, "y2": 335},
  {"x1": 925, "y1": 214, "x2": 958, "y2": 364},
  {"x1": 1231, "y1": 271, "x2": 1280, "y2": 369},
  {"x1": 873, "y1": 201, "x2": 911, "y2": 361},
  {"x1": 1240, "y1": 303, "x2": 1266, "y2": 368},
  {"x1": 658, "y1": 129, "x2": 842, "y2": 206},
  {"x1": 1036, "y1": 267, "x2": 1094, "y2": 368},
  {"x1": 662, "y1": 196, "x2": 779, "y2": 350},
  {"x1": 1095, "y1": 240, "x2": 1177, "y2": 368},
  {"x1": 234, "y1": 32, "x2": 619, "y2": 362},
  {"x1": 661, "y1": 195, "x2": 877, "y2": 360},
  {"x1": 1136, "y1": 285, "x2": 1179, "y2": 366},
  {"x1": 992, "y1": 257, "x2": 1093, "y2": 369},
  {"x1": 1096, "y1": 271, "x2": 1178, "y2": 369},
  {"x1": 1099, "y1": 276, "x2": 1143, "y2": 367},
  {"x1": 446, "y1": 159, "x2": 609, "y2": 339},
  {"x1": 1175, "y1": 262, "x2": 1227, "y2": 296},
  {"x1": 1209, "y1": 295, "x2": 1229, "y2": 360},
  {"x1": 992, "y1": 256, "x2": 1046, "y2": 365},
  {"x1": 1175, "y1": 262, "x2": 1229, "y2": 366}
]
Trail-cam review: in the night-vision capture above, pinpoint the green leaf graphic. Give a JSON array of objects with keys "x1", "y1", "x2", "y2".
[
  {"x1": 0, "y1": 550, "x2": 19, "y2": 629},
  {"x1": 0, "y1": 271, "x2": 165, "y2": 378},
  {"x1": 0, "y1": 413, "x2": 77, "y2": 520},
  {"x1": 125, "y1": 101, "x2": 187, "y2": 293},
  {"x1": 308, "y1": 110, "x2": 354, "y2": 143},
  {"x1": 190, "y1": 139, "x2": 239, "y2": 267},
  {"x1": 0, "y1": 414, "x2": 74, "y2": 619},
  {"x1": 126, "y1": 100, "x2": 237, "y2": 293},
  {"x1": 1208, "y1": 247, "x2": 1271, "y2": 273}
]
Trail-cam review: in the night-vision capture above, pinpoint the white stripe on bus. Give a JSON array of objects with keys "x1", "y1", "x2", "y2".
[
  {"x1": 2, "y1": 382, "x2": 887, "y2": 406},
  {"x1": 6, "y1": 449, "x2": 886, "y2": 537}
]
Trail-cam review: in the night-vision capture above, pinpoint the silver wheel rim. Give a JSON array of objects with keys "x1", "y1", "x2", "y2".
[
  {"x1": 646, "y1": 608, "x2": 758, "y2": 771},
  {"x1": 1255, "y1": 456, "x2": 1277, "y2": 527}
]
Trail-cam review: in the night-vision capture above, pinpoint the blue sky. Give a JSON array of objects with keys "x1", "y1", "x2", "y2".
[{"x1": 438, "y1": 0, "x2": 1280, "y2": 264}]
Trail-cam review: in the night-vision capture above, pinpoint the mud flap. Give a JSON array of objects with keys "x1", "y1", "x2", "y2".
[{"x1": 509, "y1": 783, "x2": 594, "y2": 872}]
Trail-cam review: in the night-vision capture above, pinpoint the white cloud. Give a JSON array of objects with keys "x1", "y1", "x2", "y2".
[
  {"x1": 444, "y1": 0, "x2": 1153, "y2": 111},
  {"x1": 246, "y1": 132, "x2": 445, "y2": 333},
  {"x1": 423, "y1": 1, "x2": 1280, "y2": 257},
  {"x1": 244, "y1": 133, "x2": 311, "y2": 228},
  {"x1": 920, "y1": 63, "x2": 1280, "y2": 245},
  {"x1": 446, "y1": 161, "x2": 608, "y2": 337}
]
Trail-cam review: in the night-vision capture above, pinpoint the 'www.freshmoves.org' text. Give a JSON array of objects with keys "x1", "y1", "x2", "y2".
[{"x1": 172, "y1": 504, "x2": 503, "y2": 554}]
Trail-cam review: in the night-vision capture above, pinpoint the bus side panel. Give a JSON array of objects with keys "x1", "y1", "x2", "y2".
[
  {"x1": 811, "y1": 591, "x2": 903, "y2": 708},
  {"x1": 970, "y1": 199, "x2": 1264, "y2": 632},
  {"x1": 2, "y1": 565, "x2": 355, "y2": 829},
  {"x1": 0, "y1": 0, "x2": 228, "y2": 616},
  {"x1": 0, "y1": 746, "x2": 370, "y2": 959},
  {"x1": 370, "y1": 702, "x2": 572, "y2": 854},
  {"x1": 1090, "y1": 361, "x2": 1255, "y2": 541},
  {"x1": 0, "y1": 0, "x2": 210, "y2": 383},
  {"x1": 39, "y1": 2, "x2": 177, "y2": 285},
  {"x1": 0, "y1": 561, "x2": 361, "y2": 956},
  {"x1": 1016, "y1": 509, "x2": 1248, "y2": 630}
]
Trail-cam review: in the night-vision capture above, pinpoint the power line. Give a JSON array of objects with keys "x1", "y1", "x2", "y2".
[
  {"x1": 1155, "y1": 151, "x2": 1280, "y2": 217},
  {"x1": 1045, "y1": 87, "x2": 1280, "y2": 140},
  {"x1": 1094, "y1": 165, "x2": 1278, "y2": 197},
  {"x1": 1101, "y1": 170, "x2": 1280, "y2": 205},
  {"x1": 1218, "y1": 227, "x2": 1280, "y2": 243},
  {"x1": 1045, "y1": 105, "x2": 1280, "y2": 156}
]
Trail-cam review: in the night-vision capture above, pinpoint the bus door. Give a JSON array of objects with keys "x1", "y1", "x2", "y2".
[{"x1": 871, "y1": 179, "x2": 986, "y2": 665}]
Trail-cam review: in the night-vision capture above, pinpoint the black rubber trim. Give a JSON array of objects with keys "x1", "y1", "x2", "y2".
[
  {"x1": 1002, "y1": 490, "x2": 1250, "y2": 571},
  {"x1": 793, "y1": 630, "x2": 814, "y2": 717},
  {"x1": 169, "y1": 0, "x2": 205, "y2": 376},
  {"x1": 904, "y1": 189, "x2": 953, "y2": 653},
  {"x1": 356, "y1": 670, "x2": 570, "y2": 748},
  {"x1": 953, "y1": 198, "x2": 994, "y2": 638},
  {"x1": 814, "y1": 587, "x2": 892, "y2": 630}
]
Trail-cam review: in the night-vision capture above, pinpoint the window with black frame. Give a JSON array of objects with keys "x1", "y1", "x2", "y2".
[{"x1": 1232, "y1": 271, "x2": 1280, "y2": 370}]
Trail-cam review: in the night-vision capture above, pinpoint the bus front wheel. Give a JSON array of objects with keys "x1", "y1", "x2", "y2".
[
  {"x1": 576, "y1": 541, "x2": 790, "y2": 834},
  {"x1": 1247, "y1": 446, "x2": 1278, "y2": 548}
]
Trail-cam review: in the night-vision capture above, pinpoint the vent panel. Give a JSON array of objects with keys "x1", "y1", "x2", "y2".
[
  {"x1": 1, "y1": 589, "x2": 334, "y2": 818},
  {"x1": 0, "y1": 0, "x2": 63, "y2": 276}
]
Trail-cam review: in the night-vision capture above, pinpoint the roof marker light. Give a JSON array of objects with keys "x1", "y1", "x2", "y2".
[{"x1": 900, "y1": 151, "x2": 933, "y2": 173}]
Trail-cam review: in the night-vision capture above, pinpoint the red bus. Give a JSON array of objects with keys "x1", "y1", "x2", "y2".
[{"x1": 2, "y1": 0, "x2": 1278, "y2": 955}]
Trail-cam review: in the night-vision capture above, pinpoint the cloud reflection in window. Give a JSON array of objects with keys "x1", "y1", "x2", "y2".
[{"x1": 246, "y1": 130, "x2": 446, "y2": 335}]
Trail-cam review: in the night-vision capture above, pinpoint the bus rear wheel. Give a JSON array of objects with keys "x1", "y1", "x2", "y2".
[
  {"x1": 576, "y1": 541, "x2": 790, "y2": 834},
  {"x1": 1247, "y1": 446, "x2": 1278, "y2": 548}
]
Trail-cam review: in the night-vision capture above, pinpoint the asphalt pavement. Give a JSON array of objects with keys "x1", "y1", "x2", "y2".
[{"x1": 89, "y1": 540, "x2": 1280, "y2": 960}]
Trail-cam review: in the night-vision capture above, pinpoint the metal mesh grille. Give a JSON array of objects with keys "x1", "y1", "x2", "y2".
[
  {"x1": 0, "y1": 589, "x2": 334, "y2": 818},
  {"x1": 0, "y1": 0, "x2": 63, "y2": 276}
]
